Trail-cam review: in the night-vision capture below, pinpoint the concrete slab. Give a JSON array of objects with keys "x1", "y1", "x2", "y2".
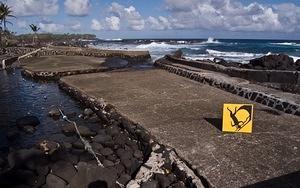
[
  {"x1": 60, "y1": 69, "x2": 300, "y2": 188},
  {"x1": 21, "y1": 55, "x2": 107, "y2": 72}
]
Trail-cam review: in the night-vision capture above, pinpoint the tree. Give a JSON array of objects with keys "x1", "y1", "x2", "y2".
[
  {"x1": 29, "y1": 24, "x2": 40, "y2": 45},
  {"x1": 0, "y1": 2, "x2": 15, "y2": 46}
]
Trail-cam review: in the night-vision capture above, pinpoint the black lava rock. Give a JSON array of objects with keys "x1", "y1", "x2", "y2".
[
  {"x1": 249, "y1": 54, "x2": 295, "y2": 70},
  {"x1": 16, "y1": 116, "x2": 40, "y2": 128},
  {"x1": 141, "y1": 180, "x2": 159, "y2": 188},
  {"x1": 46, "y1": 174, "x2": 67, "y2": 188},
  {"x1": 51, "y1": 161, "x2": 77, "y2": 183}
]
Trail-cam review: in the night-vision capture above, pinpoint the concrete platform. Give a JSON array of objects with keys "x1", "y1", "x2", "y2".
[
  {"x1": 22, "y1": 55, "x2": 107, "y2": 72},
  {"x1": 21, "y1": 55, "x2": 129, "y2": 79},
  {"x1": 60, "y1": 69, "x2": 300, "y2": 188}
]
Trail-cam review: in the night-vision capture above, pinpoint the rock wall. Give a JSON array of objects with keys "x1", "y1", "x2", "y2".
[
  {"x1": 165, "y1": 55, "x2": 300, "y2": 85},
  {"x1": 155, "y1": 58, "x2": 300, "y2": 116}
]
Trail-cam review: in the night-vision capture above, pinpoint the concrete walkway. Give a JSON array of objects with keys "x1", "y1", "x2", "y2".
[{"x1": 60, "y1": 68, "x2": 300, "y2": 188}]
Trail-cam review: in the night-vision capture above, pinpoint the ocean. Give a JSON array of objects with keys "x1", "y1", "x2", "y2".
[{"x1": 90, "y1": 37, "x2": 300, "y2": 63}]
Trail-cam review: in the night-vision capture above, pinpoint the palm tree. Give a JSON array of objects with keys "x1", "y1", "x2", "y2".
[
  {"x1": 0, "y1": 2, "x2": 15, "y2": 46},
  {"x1": 29, "y1": 24, "x2": 40, "y2": 45}
]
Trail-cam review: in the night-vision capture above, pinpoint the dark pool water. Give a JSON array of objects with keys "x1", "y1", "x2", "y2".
[{"x1": 0, "y1": 68, "x2": 82, "y2": 153}]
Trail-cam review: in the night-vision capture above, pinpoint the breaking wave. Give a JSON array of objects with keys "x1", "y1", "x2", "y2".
[{"x1": 270, "y1": 42, "x2": 300, "y2": 46}]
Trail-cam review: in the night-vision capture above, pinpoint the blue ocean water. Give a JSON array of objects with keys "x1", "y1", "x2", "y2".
[{"x1": 92, "y1": 37, "x2": 300, "y2": 63}]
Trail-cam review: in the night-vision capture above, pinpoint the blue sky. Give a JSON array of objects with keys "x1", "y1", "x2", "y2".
[{"x1": 6, "y1": 0, "x2": 300, "y2": 39}]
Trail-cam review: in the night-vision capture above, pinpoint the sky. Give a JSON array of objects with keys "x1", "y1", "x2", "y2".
[{"x1": 5, "y1": 0, "x2": 300, "y2": 39}]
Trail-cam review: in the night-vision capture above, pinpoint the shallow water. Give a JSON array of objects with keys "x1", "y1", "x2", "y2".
[{"x1": 0, "y1": 68, "x2": 82, "y2": 152}]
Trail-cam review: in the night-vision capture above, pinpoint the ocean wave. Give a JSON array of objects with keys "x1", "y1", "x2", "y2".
[
  {"x1": 136, "y1": 42, "x2": 183, "y2": 49},
  {"x1": 199, "y1": 37, "x2": 220, "y2": 44},
  {"x1": 270, "y1": 42, "x2": 300, "y2": 46},
  {"x1": 206, "y1": 49, "x2": 260, "y2": 58},
  {"x1": 103, "y1": 38, "x2": 123, "y2": 41}
]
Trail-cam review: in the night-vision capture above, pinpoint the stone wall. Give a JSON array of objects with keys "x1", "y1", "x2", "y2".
[
  {"x1": 165, "y1": 55, "x2": 300, "y2": 85},
  {"x1": 155, "y1": 58, "x2": 300, "y2": 116}
]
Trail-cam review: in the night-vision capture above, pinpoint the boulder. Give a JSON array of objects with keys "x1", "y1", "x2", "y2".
[
  {"x1": 83, "y1": 108, "x2": 94, "y2": 117},
  {"x1": 92, "y1": 135, "x2": 112, "y2": 144},
  {"x1": 38, "y1": 140, "x2": 60, "y2": 155},
  {"x1": 249, "y1": 54, "x2": 295, "y2": 70},
  {"x1": 117, "y1": 174, "x2": 131, "y2": 186},
  {"x1": 46, "y1": 174, "x2": 67, "y2": 188},
  {"x1": 48, "y1": 107, "x2": 61, "y2": 119},
  {"x1": 7, "y1": 148, "x2": 43, "y2": 168},
  {"x1": 67, "y1": 162, "x2": 118, "y2": 188},
  {"x1": 141, "y1": 180, "x2": 159, "y2": 188},
  {"x1": 16, "y1": 116, "x2": 40, "y2": 128},
  {"x1": 172, "y1": 49, "x2": 183, "y2": 58},
  {"x1": 62, "y1": 125, "x2": 96, "y2": 137},
  {"x1": 155, "y1": 173, "x2": 172, "y2": 188},
  {"x1": 51, "y1": 161, "x2": 77, "y2": 183},
  {"x1": 100, "y1": 147, "x2": 114, "y2": 156},
  {"x1": 296, "y1": 59, "x2": 300, "y2": 70}
]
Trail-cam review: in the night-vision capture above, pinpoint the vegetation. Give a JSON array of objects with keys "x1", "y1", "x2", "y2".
[
  {"x1": 0, "y1": 2, "x2": 15, "y2": 47},
  {"x1": 29, "y1": 24, "x2": 40, "y2": 45}
]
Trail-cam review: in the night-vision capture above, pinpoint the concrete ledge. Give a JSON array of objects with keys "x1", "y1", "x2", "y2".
[
  {"x1": 155, "y1": 58, "x2": 300, "y2": 116},
  {"x1": 165, "y1": 55, "x2": 300, "y2": 85}
]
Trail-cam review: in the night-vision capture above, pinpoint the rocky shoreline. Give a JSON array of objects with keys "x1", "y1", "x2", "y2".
[{"x1": 1, "y1": 102, "x2": 206, "y2": 188}]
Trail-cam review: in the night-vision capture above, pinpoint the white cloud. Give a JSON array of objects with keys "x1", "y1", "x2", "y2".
[
  {"x1": 163, "y1": 0, "x2": 300, "y2": 33},
  {"x1": 70, "y1": 22, "x2": 81, "y2": 31},
  {"x1": 39, "y1": 21, "x2": 63, "y2": 33},
  {"x1": 147, "y1": 16, "x2": 172, "y2": 30},
  {"x1": 91, "y1": 19, "x2": 102, "y2": 31},
  {"x1": 64, "y1": 0, "x2": 91, "y2": 16},
  {"x1": 109, "y1": 2, "x2": 144, "y2": 30},
  {"x1": 8, "y1": 0, "x2": 59, "y2": 16},
  {"x1": 105, "y1": 16, "x2": 120, "y2": 31}
]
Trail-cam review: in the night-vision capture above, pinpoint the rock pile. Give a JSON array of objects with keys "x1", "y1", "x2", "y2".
[{"x1": 1, "y1": 107, "x2": 198, "y2": 188}]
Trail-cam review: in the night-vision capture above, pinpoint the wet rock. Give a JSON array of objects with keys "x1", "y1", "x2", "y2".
[
  {"x1": 114, "y1": 134, "x2": 129, "y2": 145},
  {"x1": 51, "y1": 161, "x2": 77, "y2": 183},
  {"x1": 103, "y1": 159, "x2": 114, "y2": 167},
  {"x1": 133, "y1": 150, "x2": 143, "y2": 159},
  {"x1": 63, "y1": 142, "x2": 72, "y2": 151},
  {"x1": 92, "y1": 135, "x2": 112, "y2": 144},
  {"x1": 38, "y1": 140, "x2": 60, "y2": 155},
  {"x1": 155, "y1": 173, "x2": 172, "y2": 188},
  {"x1": 16, "y1": 116, "x2": 40, "y2": 133},
  {"x1": 130, "y1": 158, "x2": 141, "y2": 175},
  {"x1": 80, "y1": 153, "x2": 95, "y2": 162},
  {"x1": 36, "y1": 165, "x2": 50, "y2": 176},
  {"x1": 62, "y1": 125, "x2": 96, "y2": 137},
  {"x1": 48, "y1": 107, "x2": 61, "y2": 119},
  {"x1": 72, "y1": 140, "x2": 85, "y2": 150},
  {"x1": 171, "y1": 181, "x2": 186, "y2": 188},
  {"x1": 172, "y1": 49, "x2": 183, "y2": 58},
  {"x1": 117, "y1": 174, "x2": 131, "y2": 186},
  {"x1": 62, "y1": 125, "x2": 75, "y2": 136},
  {"x1": 16, "y1": 116, "x2": 40, "y2": 128},
  {"x1": 78, "y1": 126, "x2": 96, "y2": 137},
  {"x1": 114, "y1": 163, "x2": 125, "y2": 175},
  {"x1": 8, "y1": 148, "x2": 43, "y2": 168},
  {"x1": 249, "y1": 54, "x2": 295, "y2": 70},
  {"x1": 22, "y1": 126, "x2": 35, "y2": 134},
  {"x1": 100, "y1": 147, "x2": 113, "y2": 156},
  {"x1": 46, "y1": 174, "x2": 67, "y2": 188},
  {"x1": 83, "y1": 108, "x2": 94, "y2": 117},
  {"x1": 91, "y1": 142, "x2": 103, "y2": 151},
  {"x1": 141, "y1": 180, "x2": 159, "y2": 188},
  {"x1": 67, "y1": 162, "x2": 118, "y2": 188},
  {"x1": 117, "y1": 148, "x2": 133, "y2": 161},
  {"x1": 106, "y1": 126, "x2": 120, "y2": 137}
]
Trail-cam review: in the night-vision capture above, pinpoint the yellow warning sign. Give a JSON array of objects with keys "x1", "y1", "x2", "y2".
[{"x1": 222, "y1": 104, "x2": 254, "y2": 133}]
